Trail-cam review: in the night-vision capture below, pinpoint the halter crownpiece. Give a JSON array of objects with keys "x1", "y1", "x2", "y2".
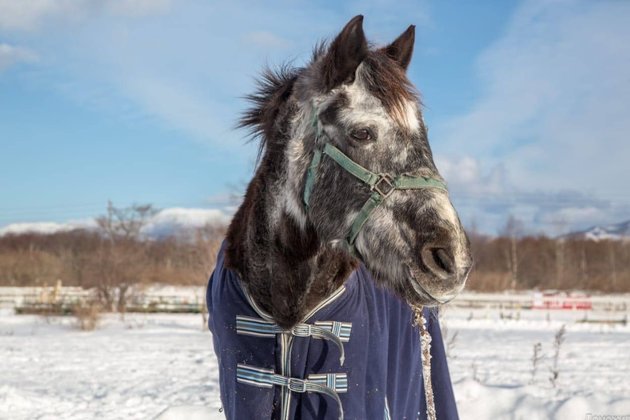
[{"x1": 303, "y1": 106, "x2": 448, "y2": 256}]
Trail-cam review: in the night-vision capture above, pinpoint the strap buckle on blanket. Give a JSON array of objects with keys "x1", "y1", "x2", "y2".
[
  {"x1": 287, "y1": 377, "x2": 307, "y2": 393},
  {"x1": 237, "y1": 364, "x2": 347, "y2": 420},
  {"x1": 291, "y1": 324, "x2": 347, "y2": 365},
  {"x1": 236, "y1": 315, "x2": 351, "y2": 365}
]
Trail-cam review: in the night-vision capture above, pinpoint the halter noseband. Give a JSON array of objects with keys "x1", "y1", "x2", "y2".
[{"x1": 302, "y1": 107, "x2": 448, "y2": 257}]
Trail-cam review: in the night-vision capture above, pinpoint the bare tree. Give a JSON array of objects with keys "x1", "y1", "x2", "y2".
[
  {"x1": 97, "y1": 201, "x2": 157, "y2": 242},
  {"x1": 501, "y1": 215, "x2": 524, "y2": 290},
  {"x1": 578, "y1": 240, "x2": 589, "y2": 290},
  {"x1": 608, "y1": 241, "x2": 618, "y2": 291},
  {"x1": 552, "y1": 218, "x2": 568, "y2": 289},
  {"x1": 90, "y1": 202, "x2": 158, "y2": 313}
]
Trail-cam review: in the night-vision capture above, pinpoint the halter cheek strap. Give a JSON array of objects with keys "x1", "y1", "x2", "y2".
[{"x1": 303, "y1": 109, "x2": 448, "y2": 256}]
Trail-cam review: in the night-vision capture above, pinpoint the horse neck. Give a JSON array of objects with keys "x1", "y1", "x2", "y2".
[{"x1": 224, "y1": 148, "x2": 355, "y2": 328}]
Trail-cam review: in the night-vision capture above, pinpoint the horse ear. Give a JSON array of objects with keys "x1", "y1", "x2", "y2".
[
  {"x1": 381, "y1": 25, "x2": 415, "y2": 70},
  {"x1": 321, "y1": 15, "x2": 368, "y2": 90}
]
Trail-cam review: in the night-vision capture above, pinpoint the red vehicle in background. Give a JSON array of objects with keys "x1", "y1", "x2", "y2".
[{"x1": 532, "y1": 291, "x2": 593, "y2": 310}]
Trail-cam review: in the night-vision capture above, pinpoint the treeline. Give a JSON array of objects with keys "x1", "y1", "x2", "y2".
[
  {"x1": 0, "y1": 204, "x2": 628, "y2": 300},
  {"x1": 468, "y1": 233, "x2": 630, "y2": 293},
  {"x1": 0, "y1": 228, "x2": 224, "y2": 287},
  {"x1": 0, "y1": 203, "x2": 225, "y2": 311}
]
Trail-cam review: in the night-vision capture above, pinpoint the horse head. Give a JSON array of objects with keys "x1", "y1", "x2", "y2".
[{"x1": 231, "y1": 15, "x2": 472, "y2": 326}]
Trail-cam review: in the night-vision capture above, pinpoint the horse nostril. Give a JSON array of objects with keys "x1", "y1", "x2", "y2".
[
  {"x1": 434, "y1": 248, "x2": 455, "y2": 274},
  {"x1": 421, "y1": 247, "x2": 455, "y2": 278}
]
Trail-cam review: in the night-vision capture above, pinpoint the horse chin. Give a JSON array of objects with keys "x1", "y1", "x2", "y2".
[
  {"x1": 404, "y1": 264, "x2": 464, "y2": 306},
  {"x1": 408, "y1": 279, "x2": 442, "y2": 307}
]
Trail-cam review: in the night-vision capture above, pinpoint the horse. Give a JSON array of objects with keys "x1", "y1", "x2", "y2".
[{"x1": 207, "y1": 15, "x2": 472, "y2": 420}]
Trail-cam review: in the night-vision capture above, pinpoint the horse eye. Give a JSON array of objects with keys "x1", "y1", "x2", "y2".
[{"x1": 350, "y1": 128, "x2": 372, "y2": 141}]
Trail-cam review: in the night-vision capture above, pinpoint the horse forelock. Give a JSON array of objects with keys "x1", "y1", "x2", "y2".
[
  {"x1": 355, "y1": 52, "x2": 421, "y2": 132},
  {"x1": 307, "y1": 45, "x2": 421, "y2": 131}
]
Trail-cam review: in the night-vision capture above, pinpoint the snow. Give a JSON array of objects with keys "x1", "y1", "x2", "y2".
[
  {"x1": 444, "y1": 307, "x2": 630, "y2": 419},
  {"x1": 0, "y1": 312, "x2": 223, "y2": 420},
  {"x1": 0, "y1": 220, "x2": 96, "y2": 236},
  {"x1": 1, "y1": 306, "x2": 629, "y2": 420},
  {"x1": 0, "y1": 207, "x2": 230, "y2": 238},
  {"x1": 569, "y1": 219, "x2": 630, "y2": 241},
  {"x1": 143, "y1": 208, "x2": 230, "y2": 238}
]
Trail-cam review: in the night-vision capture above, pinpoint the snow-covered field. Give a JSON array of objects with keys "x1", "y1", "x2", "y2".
[
  {"x1": 1, "y1": 307, "x2": 629, "y2": 420},
  {"x1": 442, "y1": 307, "x2": 630, "y2": 419},
  {"x1": 0, "y1": 312, "x2": 223, "y2": 420}
]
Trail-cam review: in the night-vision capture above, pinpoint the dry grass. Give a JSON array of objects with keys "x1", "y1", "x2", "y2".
[{"x1": 71, "y1": 302, "x2": 102, "y2": 331}]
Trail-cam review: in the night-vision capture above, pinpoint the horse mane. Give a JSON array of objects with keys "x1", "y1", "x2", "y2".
[{"x1": 238, "y1": 64, "x2": 301, "y2": 164}]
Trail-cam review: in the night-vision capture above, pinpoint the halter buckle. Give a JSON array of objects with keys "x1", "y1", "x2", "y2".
[{"x1": 372, "y1": 174, "x2": 395, "y2": 198}]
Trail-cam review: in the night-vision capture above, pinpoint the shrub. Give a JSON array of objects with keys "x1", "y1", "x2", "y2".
[{"x1": 72, "y1": 302, "x2": 102, "y2": 331}]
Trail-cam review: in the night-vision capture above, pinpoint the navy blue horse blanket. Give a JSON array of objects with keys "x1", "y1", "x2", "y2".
[{"x1": 207, "y1": 242, "x2": 459, "y2": 420}]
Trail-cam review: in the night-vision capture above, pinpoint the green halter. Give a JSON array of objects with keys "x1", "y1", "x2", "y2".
[{"x1": 303, "y1": 108, "x2": 448, "y2": 256}]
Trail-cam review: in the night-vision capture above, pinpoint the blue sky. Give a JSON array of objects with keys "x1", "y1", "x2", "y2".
[{"x1": 1, "y1": 0, "x2": 629, "y2": 234}]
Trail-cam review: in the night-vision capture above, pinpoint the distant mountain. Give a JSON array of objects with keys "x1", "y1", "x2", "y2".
[
  {"x1": 142, "y1": 208, "x2": 230, "y2": 238},
  {"x1": 0, "y1": 220, "x2": 96, "y2": 236},
  {"x1": 565, "y1": 220, "x2": 630, "y2": 241},
  {"x1": 0, "y1": 208, "x2": 230, "y2": 239}
]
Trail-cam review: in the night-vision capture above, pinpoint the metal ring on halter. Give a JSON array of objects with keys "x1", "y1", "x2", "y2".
[{"x1": 372, "y1": 174, "x2": 395, "y2": 198}]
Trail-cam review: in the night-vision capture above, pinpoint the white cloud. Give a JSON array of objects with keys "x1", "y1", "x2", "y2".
[
  {"x1": 0, "y1": 0, "x2": 73, "y2": 31},
  {"x1": 123, "y1": 76, "x2": 236, "y2": 145},
  {"x1": 0, "y1": 43, "x2": 37, "y2": 71},
  {"x1": 242, "y1": 31, "x2": 292, "y2": 50},
  {"x1": 0, "y1": 1, "x2": 434, "y2": 149},
  {"x1": 434, "y1": 0, "x2": 630, "y2": 232},
  {"x1": 104, "y1": 0, "x2": 171, "y2": 17},
  {"x1": 539, "y1": 206, "x2": 605, "y2": 228},
  {"x1": 0, "y1": 0, "x2": 171, "y2": 31},
  {"x1": 435, "y1": 153, "x2": 630, "y2": 234},
  {"x1": 437, "y1": 155, "x2": 507, "y2": 197}
]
